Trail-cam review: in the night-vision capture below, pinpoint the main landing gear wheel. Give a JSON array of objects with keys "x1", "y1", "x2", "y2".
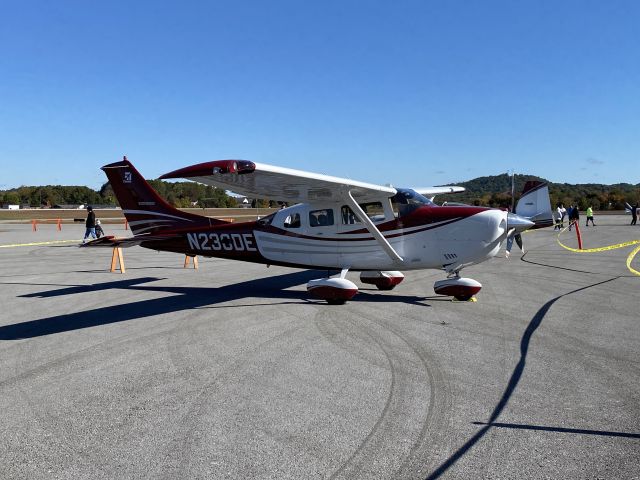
[
  {"x1": 326, "y1": 299, "x2": 347, "y2": 305},
  {"x1": 307, "y1": 278, "x2": 358, "y2": 304},
  {"x1": 434, "y1": 277, "x2": 482, "y2": 300},
  {"x1": 359, "y1": 271, "x2": 405, "y2": 291}
]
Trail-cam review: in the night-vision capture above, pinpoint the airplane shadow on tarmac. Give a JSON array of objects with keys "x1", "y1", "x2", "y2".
[
  {"x1": 424, "y1": 275, "x2": 640, "y2": 480},
  {"x1": 0, "y1": 271, "x2": 431, "y2": 340}
]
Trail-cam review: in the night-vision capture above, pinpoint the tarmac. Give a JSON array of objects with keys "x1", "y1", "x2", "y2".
[{"x1": 0, "y1": 216, "x2": 638, "y2": 479}]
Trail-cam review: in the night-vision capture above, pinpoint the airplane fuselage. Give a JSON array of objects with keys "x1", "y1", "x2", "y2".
[{"x1": 141, "y1": 202, "x2": 509, "y2": 272}]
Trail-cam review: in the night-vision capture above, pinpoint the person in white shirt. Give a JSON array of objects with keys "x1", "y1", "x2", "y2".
[{"x1": 555, "y1": 204, "x2": 566, "y2": 230}]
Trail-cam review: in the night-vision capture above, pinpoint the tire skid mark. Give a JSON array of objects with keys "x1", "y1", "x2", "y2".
[
  {"x1": 327, "y1": 314, "x2": 398, "y2": 480},
  {"x1": 312, "y1": 308, "x2": 391, "y2": 371},
  {"x1": 14, "y1": 384, "x2": 85, "y2": 468},
  {"x1": 317, "y1": 300, "x2": 446, "y2": 480},
  {"x1": 156, "y1": 313, "x2": 306, "y2": 479},
  {"x1": 364, "y1": 313, "x2": 451, "y2": 479},
  {"x1": 0, "y1": 313, "x2": 184, "y2": 390}
]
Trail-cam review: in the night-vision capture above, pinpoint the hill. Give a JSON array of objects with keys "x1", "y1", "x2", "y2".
[{"x1": 441, "y1": 173, "x2": 640, "y2": 210}]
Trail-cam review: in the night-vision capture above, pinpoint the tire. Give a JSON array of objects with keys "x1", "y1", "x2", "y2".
[
  {"x1": 376, "y1": 285, "x2": 396, "y2": 291},
  {"x1": 454, "y1": 295, "x2": 472, "y2": 301},
  {"x1": 327, "y1": 299, "x2": 347, "y2": 305}
]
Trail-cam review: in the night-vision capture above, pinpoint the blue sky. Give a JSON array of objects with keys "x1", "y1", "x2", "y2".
[{"x1": 1, "y1": 0, "x2": 639, "y2": 190}]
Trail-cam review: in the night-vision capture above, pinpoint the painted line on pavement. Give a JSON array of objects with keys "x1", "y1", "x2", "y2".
[{"x1": 0, "y1": 239, "x2": 80, "y2": 248}]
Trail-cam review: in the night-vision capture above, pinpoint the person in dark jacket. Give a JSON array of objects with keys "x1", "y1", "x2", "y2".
[
  {"x1": 568, "y1": 204, "x2": 580, "y2": 231},
  {"x1": 567, "y1": 205, "x2": 574, "y2": 231},
  {"x1": 83, "y1": 206, "x2": 97, "y2": 242},
  {"x1": 632, "y1": 203, "x2": 638, "y2": 226}
]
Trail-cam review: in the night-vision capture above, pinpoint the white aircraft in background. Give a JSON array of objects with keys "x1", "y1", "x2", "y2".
[{"x1": 84, "y1": 157, "x2": 553, "y2": 304}]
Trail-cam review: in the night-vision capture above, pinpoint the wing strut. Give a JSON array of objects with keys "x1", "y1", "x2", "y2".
[{"x1": 345, "y1": 190, "x2": 404, "y2": 264}]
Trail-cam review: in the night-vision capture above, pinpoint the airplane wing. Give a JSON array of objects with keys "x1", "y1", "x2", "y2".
[
  {"x1": 159, "y1": 160, "x2": 397, "y2": 203},
  {"x1": 413, "y1": 186, "x2": 465, "y2": 196}
]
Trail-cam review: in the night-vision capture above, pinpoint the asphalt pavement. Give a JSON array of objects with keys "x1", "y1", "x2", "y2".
[{"x1": 1, "y1": 217, "x2": 638, "y2": 479}]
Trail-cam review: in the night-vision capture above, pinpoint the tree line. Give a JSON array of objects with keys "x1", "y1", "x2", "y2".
[
  {"x1": 0, "y1": 181, "x2": 238, "y2": 208},
  {"x1": 2, "y1": 173, "x2": 639, "y2": 210}
]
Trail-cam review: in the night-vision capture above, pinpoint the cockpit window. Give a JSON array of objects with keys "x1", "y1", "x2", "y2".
[
  {"x1": 257, "y1": 212, "x2": 276, "y2": 226},
  {"x1": 391, "y1": 188, "x2": 435, "y2": 217}
]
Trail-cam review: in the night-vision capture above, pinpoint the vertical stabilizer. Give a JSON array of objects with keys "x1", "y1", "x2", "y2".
[
  {"x1": 516, "y1": 181, "x2": 554, "y2": 228},
  {"x1": 102, "y1": 157, "x2": 222, "y2": 235}
]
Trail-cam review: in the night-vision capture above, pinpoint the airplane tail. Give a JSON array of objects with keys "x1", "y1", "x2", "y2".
[
  {"x1": 102, "y1": 157, "x2": 226, "y2": 235},
  {"x1": 515, "y1": 181, "x2": 554, "y2": 229}
]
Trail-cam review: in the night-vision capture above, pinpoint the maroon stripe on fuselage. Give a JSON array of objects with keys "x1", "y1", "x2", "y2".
[
  {"x1": 137, "y1": 221, "x2": 265, "y2": 262},
  {"x1": 343, "y1": 206, "x2": 489, "y2": 234}
]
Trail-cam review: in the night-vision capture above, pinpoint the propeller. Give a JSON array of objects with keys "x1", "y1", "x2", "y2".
[{"x1": 506, "y1": 171, "x2": 529, "y2": 254}]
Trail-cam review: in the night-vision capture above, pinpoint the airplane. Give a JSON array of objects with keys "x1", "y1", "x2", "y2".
[{"x1": 83, "y1": 157, "x2": 553, "y2": 304}]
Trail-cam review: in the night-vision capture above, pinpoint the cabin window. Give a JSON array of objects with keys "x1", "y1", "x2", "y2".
[
  {"x1": 359, "y1": 202, "x2": 386, "y2": 222},
  {"x1": 309, "y1": 209, "x2": 334, "y2": 227},
  {"x1": 341, "y1": 206, "x2": 361, "y2": 225},
  {"x1": 284, "y1": 213, "x2": 301, "y2": 228},
  {"x1": 341, "y1": 203, "x2": 386, "y2": 224}
]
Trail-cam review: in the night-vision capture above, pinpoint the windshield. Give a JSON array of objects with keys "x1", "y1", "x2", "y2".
[
  {"x1": 256, "y1": 212, "x2": 276, "y2": 226},
  {"x1": 391, "y1": 188, "x2": 435, "y2": 217}
]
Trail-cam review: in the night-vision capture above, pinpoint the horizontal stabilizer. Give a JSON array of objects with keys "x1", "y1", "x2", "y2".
[{"x1": 80, "y1": 234, "x2": 180, "y2": 248}]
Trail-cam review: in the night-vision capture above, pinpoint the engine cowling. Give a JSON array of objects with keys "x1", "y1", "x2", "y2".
[
  {"x1": 307, "y1": 278, "x2": 358, "y2": 304},
  {"x1": 434, "y1": 277, "x2": 482, "y2": 300},
  {"x1": 359, "y1": 271, "x2": 405, "y2": 290}
]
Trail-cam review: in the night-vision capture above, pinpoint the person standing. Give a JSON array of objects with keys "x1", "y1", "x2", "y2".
[
  {"x1": 632, "y1": 203, "x2": 638, "y2": 226},
  {"x1": 505, "y1": 232, "x2": 523, "y2": 259},
  {"x1": 568, "y1": 205, "x2": 580, "y2": 231},
  {"x1": 570, "y1": 205, "x2": 580, "y2": 226},
  {"x1": 585, "y1": 206, "x2": 595, "y2": 226},
  {"x1": 555, "y1": 204, "x2": 566, "y2": 230},
  {"x1": 567, "y1": 205, "x2": 574, "y2": 231},
  {"x1": 83, "y1": 206, "x2": 97, "y2": 242},
  {"x1": 95, "y1": 219, "x2": 105, "y2": 238}
]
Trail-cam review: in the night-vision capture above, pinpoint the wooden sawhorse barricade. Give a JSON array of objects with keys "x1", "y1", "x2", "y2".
[{"x1": 109, "y1": 247, "x2": 198, "y2": 273}]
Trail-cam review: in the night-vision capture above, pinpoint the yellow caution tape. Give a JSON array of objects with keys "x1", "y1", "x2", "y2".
[
  {"x1": 556, "y1": 227, "x2": 640, "y2": 276},
  {"x1": 626, "y1": 245, "x2": 640, "y2": 276},
  {"x1": 557, "y1": 237, "x2": 640, "y2": 253},
  {"x1": 0, "y1": 239, "x2": 80, "y2": 248}
]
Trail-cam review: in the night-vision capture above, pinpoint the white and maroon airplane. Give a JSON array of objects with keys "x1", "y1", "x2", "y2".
[{"x1": 84, "y1": 157, "x2": 552, "y2": 304}]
